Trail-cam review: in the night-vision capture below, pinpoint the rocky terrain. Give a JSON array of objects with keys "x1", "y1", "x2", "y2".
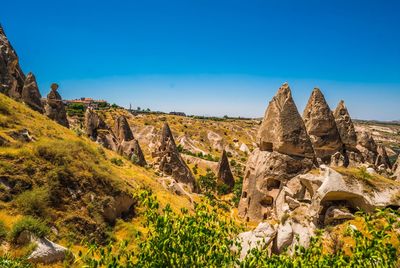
[{"x1": 1, "y1": 24, "x2": 400, "y2": 267}]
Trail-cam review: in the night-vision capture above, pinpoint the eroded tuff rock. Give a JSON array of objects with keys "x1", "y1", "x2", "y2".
[
  {"x1": 333, "y1": 100, "x2": 357, "y2": 151},
  {"x1": 216, "y1": 150, "x2": 235, "y2": 190},
  {"x1": 393, "y1": 155, "x2": 400, "y2": 181},
  {"x1": 0, "y1": 25, "x2": 25, "y2": 98},
  {"x1": 303, "y1": 88, "x2": 344, "y2": 163},
  {"x1": 356, "y1": 131, "x2": 378, "y2": 165},
  {"x1": 257, "y1": 83, "x2": 314, "y2": 159},
  {"x1": 118, "y1": 139, "x2": 147, "y2": 167},
  {"x1": 84, "y1": 108, "x2": 107, "y2": 140},
  {"x1": 44, "y1": 83, "x2": 69, "y2": 128},
  {"x1": 153, "y1": 123, "x2": 198, "y2": 192},
  {"x1": 376, "y1": 145, "x2": 392, "y2": 170},
  {"x1": 238, "y1": 149, "x2": 313, "y2": 222},
  {"x1": 21, "y1": 72, "x2": 44, "y2": 113},
  {"x1": 113, "y1": 115, "x2": 134, "y2": 142},
  {"x1": 28, "y1": 237, "x2": 68, "y2": 264}
]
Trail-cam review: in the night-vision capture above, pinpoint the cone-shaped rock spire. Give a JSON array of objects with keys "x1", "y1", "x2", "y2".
[
  {"x1": 303, "y1": 88, "x2": 343, "y2": 162},
  {"x1": 257, "y1": 83, "x2": 314, "y2": 159},
  {"x1": 114, "y1": 115, "x2": 134, "y2": 142},
  {"x1": 393, "y1": 155, "x2": 400, "y2": 181},
  {"x1": 153, "y1": 123, "x2": 198, "y2": 192},
  {"x1": 44, "y1": 83, "x2": 69, "y2": 128},
  {"x1": 333, "y1": 100, "x2": 357, "y2": 150},
  {"x1": 376, "y1": 145, "x2": 392, "y2": 169},
  {"x1": 0, "y1": 25, "x2": 26, "y2": 98},
  {"x1": 216, "y1": 150, "x2": 235, "y2": 190},
  {"x1": 84, "y1": 108, "x2": 107, "y2": 140},
  {"x1": 21, "y1": 72, "x2": 44, "y2": 113}
]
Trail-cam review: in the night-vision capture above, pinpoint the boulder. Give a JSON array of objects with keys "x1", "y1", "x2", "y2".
[
  {"x1": 44, "y1": 83, "x2": 69, "y2": 128},
  {"x1": 102, "y1": 193, "x2": 135, "y2": 224},
  {"x1": 238, "y1": 149, "x2": 313, "y2": 222},
  {"x1": 28, "y1": 237, "x2": 68, "y2": 264},
  {"x1": 216, "y1": 150, "x2": 235, "y2": 190},
  {"x1": 333, "y1": 100, "x2": 357, "y2": 151},
  {"x1": 113, "y1": 115, "x2": 134, "y2": 142},
  {"x1": 275, "y1": 220, "x2": 293, "y2": 253},
  {"x1": 8, "y1": 128, "x2": 34, "y2": 142},
  {"x1": 153, "y1": 123, "x2": 198, "y2": 192},
  {"x1": 239, "y1": 143, "x2": 250, "y2": 154},
  {"x1": 21, "y1": 72, "x2": 43, "y2": 113},
  {"x1": 323, "y1": 206, "x2": 354, "y2": 225},
  {"x1": 257, "y1": 83, "x2": 314, "y2": 159},
  {"x1": 303, "y1": 88, "x2": 344, "y2": 163},
  {"x1": 235, "y1": 222, "x2": 277, "y2": 260},
  {"x1": 0, "y1": 25, "x2": 25, "y2": 98}
]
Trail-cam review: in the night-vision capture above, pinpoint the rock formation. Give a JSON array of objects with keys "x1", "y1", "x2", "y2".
[
  {"x1": 356, "y1": 131, "x2": 378, "y2": 165},
  {"x1": 256, "y1": 83, "x2": 315, "y2": 159},
  {"x1": 84, "y1": 108, "x2": 107, "y2": 140},
  {"x1": 118, "y1": 139, "x2": 147, "y2": 166},
  {"x1": 44, "y1": 83, "x2": 69, "y2": 128},
  {"x1": 333, "y1": 100, "x2": 357, "y2": 151},
  {"x1": 153, "y1": 123, "x2": 198, "y2": 192},
  {"x1": 216, "y1": 150, "x2": 235, "y2": 191},
  {"x1": 303, "y1": 88, "x2": 344, "y2": 163},
  {"x1": 113, "y1": 115, "x2": 134, "y2": 142},
  {"x1": 21, "y1": 72, "x2": 44, "y2": 113},
  {"x1": 0, "y1": 25, "x2": 25, "y2": 99},
  {"x1": 239, "y1": 84, "x2": 314, "y2": 222},
  {"x1": 393, "y1": 155, "x2": 400, "y2": 181},
  {"x1": 375, "y1": 145, "x2": 392, "y2": 170}
]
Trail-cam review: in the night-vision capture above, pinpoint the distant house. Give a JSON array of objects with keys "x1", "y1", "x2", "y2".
[
  {"x1": 169, "y1": 111, "x2": 186, "y2": 117},
  {"x1": 64, "y1": 97, "x2": 108, "y2": 109}
]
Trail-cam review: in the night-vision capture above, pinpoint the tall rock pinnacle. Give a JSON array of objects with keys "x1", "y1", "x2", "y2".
[
  {"x1": 44, "y1": 83, "x2": 69, "y2": 128},
  {"x1": 303, "y1": 88, "x2": 343, "y2": 162},
  {"x1": 333, "y1": 100, "x2": 357, "y2": 151},
  {"x1": 21, "y1": 72, "x2": 44, "y2": 113},
  {"x1": 113, "y1": 115, "x2": 134, "y2": 142},
  {"x1": 216, "y1": 150, "x2": 235, "y2": 191},
  {"x1": 256, "y1": 83, "x2": 315, "y2": 159},
  {"x1": 0, "y1": 25, "x2": 26, "y2": 99},
  {"x1": 153, "y1": 123, "x2": 198, "y2": 192}
]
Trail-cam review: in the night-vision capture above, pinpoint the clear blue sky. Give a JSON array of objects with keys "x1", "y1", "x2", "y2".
[{"x1": 1, "y1": 0, "x2": 399, "y2": 120}]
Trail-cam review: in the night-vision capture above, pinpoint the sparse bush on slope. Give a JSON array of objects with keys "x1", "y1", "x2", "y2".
[{"x1": 9, "y1": 216, "x2": 49, "y2": 243}]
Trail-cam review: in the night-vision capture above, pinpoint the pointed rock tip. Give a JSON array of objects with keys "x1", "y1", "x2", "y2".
[{"x1": 276, "y1": 82, "x2": 292, "y2": 97}]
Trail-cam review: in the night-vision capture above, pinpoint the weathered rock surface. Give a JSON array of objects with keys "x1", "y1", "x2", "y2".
[
  {"x1": 257, "y1": 83, "x2": 314, "y2": 159},
  {"x1": 44, "y1": 83, "x2": 69, "y2": 128},
  {"x1": 303, "y1": 88, "x2": 344, "y2": 163},
  {"x1": 323, "y1": 206, "x2": 354, "y2": 225},
  {"x1": 113, "y1": 115, "x2": 134, "y2": 142},
  {"x1": 28, "y1": 237, "x2": 68, "y2": 264},
  {"x1": 0, "y1": 25, "x2": 25, "y2": 98},
  {"x1": 21, "y1": 72, "x2": 43, "y2": 113},
  {"x1": 96, "y1": 129, "x2": 119, "y2": 151},
  {"x1": 238, "y1": 149, "x2": 313, "y2": 222},
  {"x1": 102, "y1": 193, "x2": 135, "y2": 224},
  {"x1": 235, "y1": 222, "x2": 277, "y2": 260},
  {"x1": 84, "y1": 108, "x2": 107, "y2": 140},
  {"x1": 153, "y1": 123, "x2": 198, "y2": 192},
  {"x1": 333, "y1": 100, "x2": 357, "y2": 150},
  {"x1": 216, "y1": 150, "x2": 235, "y2": 190},
  {"x1": 118, "y1": 139, "x2": 147, "y2": 167},
  {"x1": 393, "y1": 155, "x2": 400, "y2": 181},
  {"x1": 375, "y1": 145, "x2": 392, "y2": 170},
  {"x1": 356, "y1": 131, "x2": 378, "y2": 165}
]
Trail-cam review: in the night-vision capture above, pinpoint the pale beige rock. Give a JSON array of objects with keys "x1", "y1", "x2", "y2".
[
  {"x1": 113, "y1": 115, "x2": 134, "y2": 142},
  {"x1": 333, "y1": 100, "x2": 357, "y2": 150},
  {"x1": 21, "y1": 72, "x2": 43, "y2": 113},
  {"x1": 28, "y1": 238, "x2": 68, "y2": 264},
  {"x1": 216, "y1": 150, "x2": 235, "y2": 190},
  {"x1": 303, "y1": 88, "x2": 344, "y2": 163},
  {"x1": 323, "y1": 206, "x2": 354, "y2": 225},
  {"x1": 393, "y1": 155, "x2": 400, "y2": 181},
  {"x1": 44, "y1": 84, "x2": 69, "y2": 128},
  {"x1": 257, "y1": 83, "x2": 315, "y2": 159},
  {"x1": 84, "y1": 108, "x2": 107, "y2": 140},
  {"x1": 275, "y1": 220, "x2": 294, "y2": 253},
  {"x1": 356, "y1": 131, "x2": 378, "y2": 165},
  {"x1": 375, "y1": 145, "x2": 392, "y2": 169}
]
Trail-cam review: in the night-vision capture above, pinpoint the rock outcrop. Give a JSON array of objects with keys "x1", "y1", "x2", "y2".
[
  {"x1": 0, "y1": 25, "x2": 25, "y2": 99},
  {"x1": 44, "y1": 83, "x2": 69, "y2": 128},
  {"x1": 84, "y1": 108, "x2": 107, "y2": 140},
  {"x1": 356, "y1": 131, "x2": 378, "y2": 165},
  {"x1": 375, "y1": 145, "x2": 392, "y2": 170},
  {"x1": 256, "y1": 83, "x2": 314, "y2": 159},
  {"x1": 393, "y1": 155, "x2": 400, "y2": 181},
  {"x1": 118, "y1": 139, "x2": 147, "y2": 166},
  {"x1": 153, "y1": 123, "x2": 198, "y2": 192},
  {"x1": 28, "y1": 237, "x2": 68, "y2": 264},
  {"x1": 216, "y1": 150, "x2": 235, "y2": 191},
  {"x1": 21, "y1": 72, "x2": 44, "y2": 113},
  {"x1": 333, "y1": 100, "x2": 358, "y2": 151},
  {"x1": 113, "y1": 115, "x2": 134, "y2": 142},
  {"x1": 303, "y1": 88, "x2": 344, "y2": 163}
]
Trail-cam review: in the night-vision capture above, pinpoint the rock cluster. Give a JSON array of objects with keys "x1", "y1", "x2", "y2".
[
  {"x1": 216, "y1": 150, "x2": 235, "y2": 191},
  {"x1": 303, "y1": 88, "x2": 344, "y2": 163},
  {"x1": 44, "y1": 83, "x2": 69, "y2": 128},
  {"x1": 21, "y1": 72, "x2": 44, "y2": 113},
  {"x1": 153, "y1": 123, "x2": 198, "y2": 192},
  {"x1": 84, "y1": 112, "x2": 147, "y2": 166}
]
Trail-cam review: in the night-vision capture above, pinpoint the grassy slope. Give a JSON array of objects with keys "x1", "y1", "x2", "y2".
[{"x1": 0, "y1": 94, "x2": 192, "y2": 264}]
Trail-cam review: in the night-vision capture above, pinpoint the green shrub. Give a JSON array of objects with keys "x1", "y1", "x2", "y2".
[
  {"x1": 0, "y1": 255, "x2": 32, "y2": 268},
  {"x1": 9, "y1": 216, "x2": 50, "y2": 243},
  {"x1": 231, "y1": 177, "x2": 243, "y2": 207},
  {"x1": 0, "y1": 220, "x2": 8, "y2": 240},
  {"x1": 199, "y1": 168, "x2": 217, "y2": 195},
  {"x1": 15, "y1": 188, "x2": 49, "y2": 216},
  {"x1": 110, "y1": 158, "x2": 123, "y2": 166}
]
